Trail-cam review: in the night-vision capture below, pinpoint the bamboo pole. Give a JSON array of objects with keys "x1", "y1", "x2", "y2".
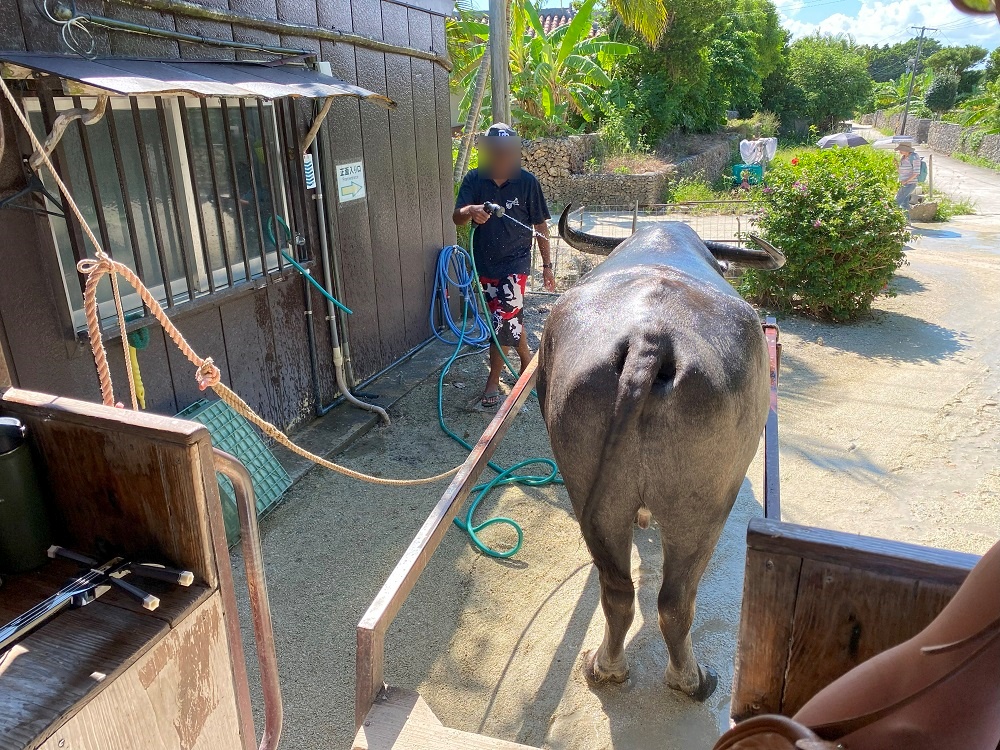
[{"x1": 109, "y1": 0, "x2": 453, "y2": 70}]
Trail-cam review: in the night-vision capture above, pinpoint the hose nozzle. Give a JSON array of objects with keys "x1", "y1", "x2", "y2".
[{"x1": 484, "y1": 201, "x2": 506, "y2": 218}]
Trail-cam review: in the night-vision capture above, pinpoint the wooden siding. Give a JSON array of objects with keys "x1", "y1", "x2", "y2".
[{"x1": 0, "y1": 0, "x2": 455, "y2": 430}]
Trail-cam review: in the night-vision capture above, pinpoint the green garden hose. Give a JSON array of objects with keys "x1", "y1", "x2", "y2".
[{"x1": 436, "y1": 230, "x2": 563, "y2": 559}]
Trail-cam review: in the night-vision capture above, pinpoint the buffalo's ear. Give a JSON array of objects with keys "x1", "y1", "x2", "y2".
[
  {"x1": 704, "y1": 235, "x2": 785, "y2": 270},
  {"x1": 559, "y1": 205, "x2": 624, "y2": 256}
]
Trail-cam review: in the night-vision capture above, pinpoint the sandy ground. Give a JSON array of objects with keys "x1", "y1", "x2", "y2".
[{"x1": 234, "y1": 151, "x2": 1000, "y2": 750}]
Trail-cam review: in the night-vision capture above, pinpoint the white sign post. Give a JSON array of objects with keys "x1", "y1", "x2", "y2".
[{"x1": 336, "y1": 161, "x2": 367, "y2": 203}]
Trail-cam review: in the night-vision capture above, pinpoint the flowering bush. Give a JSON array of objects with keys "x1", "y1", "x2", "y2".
[{"x1": 740, "y1": 148, "x2": 910, "y2": 322}]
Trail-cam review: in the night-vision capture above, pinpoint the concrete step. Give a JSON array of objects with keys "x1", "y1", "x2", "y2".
[{"x1": 353, "y1": 687, "x2": 540, "y2": 750}]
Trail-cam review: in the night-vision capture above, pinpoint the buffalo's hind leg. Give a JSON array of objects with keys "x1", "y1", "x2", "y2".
[
  {"x1": 658, "y1": 531, "x2": 722, "y2": 701},
  {"x1": 581, "y1": 517, "x2": 636, "y2": 685}
]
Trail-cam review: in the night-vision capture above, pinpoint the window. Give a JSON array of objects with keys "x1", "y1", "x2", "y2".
[{"x1": 26, "y1": 95, "x2": 295, "y2": 329}]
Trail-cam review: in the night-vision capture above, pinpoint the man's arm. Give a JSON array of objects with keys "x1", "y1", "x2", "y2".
[
  {"x1": 534, "y1": 222, "x2": 556, "y2": 292},
  {"x1": 454, "y1": 204, "x2": 491, "y2": 226}
]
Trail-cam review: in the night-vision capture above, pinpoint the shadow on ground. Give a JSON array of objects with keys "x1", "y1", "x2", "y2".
[{"x1": 776, "y1": 310, "x2": 966, "y2": 365}]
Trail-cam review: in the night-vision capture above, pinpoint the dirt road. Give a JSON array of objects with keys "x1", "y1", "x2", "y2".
[{"x1": 236, "y1": 151, "x2": 1000, "y2": 750}]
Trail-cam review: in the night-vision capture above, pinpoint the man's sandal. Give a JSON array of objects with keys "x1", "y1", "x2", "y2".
[{"x1": 481, "y1": 391, "x2": 502, "y2": 408}]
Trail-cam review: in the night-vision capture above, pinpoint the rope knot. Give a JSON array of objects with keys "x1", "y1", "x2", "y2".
[{"x1": 196, "y1": 358, "x2": 222, "y2": 391}]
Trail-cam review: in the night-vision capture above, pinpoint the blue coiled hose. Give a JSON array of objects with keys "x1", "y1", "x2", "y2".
[{"x1": 432, "y1": 243, "x2": 562, "y2": 559}]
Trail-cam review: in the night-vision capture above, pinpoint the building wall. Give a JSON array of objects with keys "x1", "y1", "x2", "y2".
[{"x1": 0, "y1": 0, "x2": 456, "y2": 431}]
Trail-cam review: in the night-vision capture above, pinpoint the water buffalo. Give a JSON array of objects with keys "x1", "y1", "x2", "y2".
[{"x1": 536, "y1": 206, "x2": 784, "y2": 701}]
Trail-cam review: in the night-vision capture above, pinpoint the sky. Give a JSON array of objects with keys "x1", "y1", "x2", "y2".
[{"x1": 463, "y1": 0, "x2": 999, "y2": 52}]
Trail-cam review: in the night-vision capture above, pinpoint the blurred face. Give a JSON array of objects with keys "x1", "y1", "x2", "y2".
[{"x1": 478, "y1": 141, "x2": 521, "y2": 181}]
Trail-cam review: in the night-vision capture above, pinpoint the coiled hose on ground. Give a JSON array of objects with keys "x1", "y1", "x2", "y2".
[{"x1": 431, "y1": 242, "x2": 562, "y2": 559}]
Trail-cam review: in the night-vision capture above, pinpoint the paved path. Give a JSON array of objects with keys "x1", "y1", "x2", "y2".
[{"x1": 851, "y1": 123, "x2": 1000, "y2": 216}]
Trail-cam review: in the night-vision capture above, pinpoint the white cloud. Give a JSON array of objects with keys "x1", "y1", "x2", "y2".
[{"x1": 781, "y1": 0, "x2": 999, "y2": 49}]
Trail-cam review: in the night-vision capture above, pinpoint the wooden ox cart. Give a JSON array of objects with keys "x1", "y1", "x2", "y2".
[{"x1": 0, "y1": 317, "x2": 981, "y2": 750}]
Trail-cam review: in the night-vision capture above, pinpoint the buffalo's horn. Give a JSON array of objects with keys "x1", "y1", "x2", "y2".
[
  {"x1": 704, "y1": 235, "x2": 786, "y2": 270},
  {"x1": 558, "y1": 205, "x2": 624, "y2": 256}
]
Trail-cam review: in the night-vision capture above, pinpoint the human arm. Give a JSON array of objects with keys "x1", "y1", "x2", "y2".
[
  {"x1": 453, "y1": 172, "x2": 491, "y2": 226},
  {"x1": 453, "y1": 204, "x2": 491, "y2": 226},
  {"x1": 527, "y1": 176, "x2": 555, "y2": 292},
  {"x1": 534, "y1": 222, "x2": 555, "y2": 292}
]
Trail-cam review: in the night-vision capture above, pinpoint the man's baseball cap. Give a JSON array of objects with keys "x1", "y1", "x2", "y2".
[{"x1": 479, "y1": 122, "x2": 521, "y2": 146}]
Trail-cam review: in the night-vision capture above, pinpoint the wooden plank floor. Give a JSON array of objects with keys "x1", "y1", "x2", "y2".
[{"x1": 0, "y1": 557, "x2": 210, "y2": 750}]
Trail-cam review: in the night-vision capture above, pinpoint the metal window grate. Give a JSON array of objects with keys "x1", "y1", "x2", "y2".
[
  {"x1": 177, "y1": 398, "x2": 292, "y2": 546},
  {"x1": 22, "y1": 92, "x2": 303, "y2": 331}
]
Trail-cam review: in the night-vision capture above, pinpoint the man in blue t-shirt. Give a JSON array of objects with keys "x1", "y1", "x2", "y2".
[{"x1": 453, "y1": 123, "x2": 554, "y2": 408}]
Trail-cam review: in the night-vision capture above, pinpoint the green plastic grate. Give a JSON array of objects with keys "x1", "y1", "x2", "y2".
[{"x1": 177, "y1": 399, "x2": 291, "y2": 546}]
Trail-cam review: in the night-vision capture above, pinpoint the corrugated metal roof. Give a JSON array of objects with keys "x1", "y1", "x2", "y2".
[{"x1": 0, "y1": 54, "x2": 395, "y2": 107}]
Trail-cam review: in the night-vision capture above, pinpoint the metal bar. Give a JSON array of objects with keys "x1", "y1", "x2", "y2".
[
  {"x1": 113, "y1": 0, "x2": 454, "y2": 70},
  {"x1": 104, "y1": 100, "x2": 150, "y2": 292},
  {"x1": 238, "y1": 100, "x2": 269, "y2": 275},
  {"x1": 256, "y1": 102, "x2": 284, "y2": 271},
  {"x1": 199, "y1": 99, "x2": 235, "y2": 289},
  {"x1": 130, "y1": 98, "x2": 175, "y2": 306},
  {"x1": 35, "y1": 87, "x2": 88, "y2": 271},
  {"x1": 355, "y1": 357, "x2": 539, "y2": 729},
  {"x1": 71, "y1": 96, "x2": 114, "y2": 256},
  {"x1": 213, "y1": 449, "x2": 283, "y2": 750},
  {"x1": 219, "y1": 99, "x2": 252, "y2": 282},
  {"x1": 176, "y1": 98, "x2": 217, "y2": 294},
  {"x1": 155, "y1": 96, "x2": 198, "y2": 299},
  {"x1": 762, "y1": 318, "x2": 781, "y2": 521}
]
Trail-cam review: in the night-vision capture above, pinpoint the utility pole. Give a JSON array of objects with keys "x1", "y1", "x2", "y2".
[
  {"x1": 489, "y1": 0, "x2": 511, "y2": 125},
  {"x1": 900, "y1": 25, "x2": 936, "y2": 136}
]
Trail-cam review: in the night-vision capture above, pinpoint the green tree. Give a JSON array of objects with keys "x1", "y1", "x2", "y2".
[
  {"x1": 863, "y1": 37, "x2": 942, "y2": 82},
  {"x1": 788, "y1": 34, "x2": 873, "y2": 129},
  {"x1": 925, "y1": 70, "x2": 961, "y2": 114},
  {"x1": 925, "y1": 45, "x2": 988, "y2": 75},
  {"x1": 607, "y1": 0, "x2": 732, "y2": 140},
  {"x1": 985, "y1": 48, "x2": 1000, "y2": 84},
  {"x1": 708, "y1": 0, "x2": 788, "y2": 116}
]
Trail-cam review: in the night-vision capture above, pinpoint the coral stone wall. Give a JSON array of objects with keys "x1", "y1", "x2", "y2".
[
  {"x1": 862, "y1": 111, "x2": 999, "y2": 166},
  {"x1": 517, "y1": 135, "x2": 737, "y2": 207}
]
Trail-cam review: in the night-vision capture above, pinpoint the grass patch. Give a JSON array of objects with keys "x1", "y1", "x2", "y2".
[
  {"x1": 932, "y1": 193, "x2": 977, "y2": 221},
  {"x1": 771, "y1": 145, "x2": 819, "y2": 166},
  {"x1": 952, "y1": 152, "x2": 1000, "y2": 172},
  {"x1": 589, "y1": 153, "x2": 672, "y2": 175}
]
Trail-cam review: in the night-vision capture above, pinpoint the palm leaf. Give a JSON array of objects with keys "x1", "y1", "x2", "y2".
[
  {"x1": 608, "y1": 0, "x2": 669, "y2": 46},
  {"x1": 555, "y1": 0, "x2": 597, "y2": 69}
]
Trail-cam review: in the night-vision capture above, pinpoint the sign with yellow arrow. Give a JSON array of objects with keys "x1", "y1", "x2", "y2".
[{"x1": 336, "y1": 161, "x2": 367, "y2": 203}]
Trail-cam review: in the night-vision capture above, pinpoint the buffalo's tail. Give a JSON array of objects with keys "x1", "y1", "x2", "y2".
[{"x1": 579, "y1": 333, "x2": 675, "y2": 578}]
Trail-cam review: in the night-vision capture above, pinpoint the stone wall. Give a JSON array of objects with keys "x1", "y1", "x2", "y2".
[
  {"x1": 518, "y1": 134, "x2": 737, "y2": 207},
  {"x1": 861, "y1": 111, "x2": 999, "y2": 166},
  {"x1": 520, "y1": 134, "x2": 599, "y2": 201}
]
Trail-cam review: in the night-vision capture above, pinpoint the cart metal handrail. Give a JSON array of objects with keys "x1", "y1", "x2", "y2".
[
  {"x1": 762, "y1": 318, "x2": 781, "y2": 520},
  {"x1": 355, "y1": 357, "x2": 538, "y2": 729},
  {"x1": 214, "y1": 449, "x2": 284, "y2": 750}
]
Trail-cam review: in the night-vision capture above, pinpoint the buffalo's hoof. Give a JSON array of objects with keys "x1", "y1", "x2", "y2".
[
  {"x1": 583, "y1": 650, "x2": 629, "y2": 685},
  {"x1": 691, "y1": 665, "x2": 719, "y2": 702}
]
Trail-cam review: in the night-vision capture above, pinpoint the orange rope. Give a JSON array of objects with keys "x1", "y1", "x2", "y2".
[{"x1": 0, "y1": 76, "x2": 458, "y2": 487}]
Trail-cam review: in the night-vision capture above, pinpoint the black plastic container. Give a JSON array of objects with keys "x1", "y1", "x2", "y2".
[{"x1": 0, "y1": 417, "x2": 51, "y2": 573}]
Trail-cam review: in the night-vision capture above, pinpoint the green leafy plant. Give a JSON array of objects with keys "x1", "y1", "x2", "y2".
[
  {"x1": 787, "y1": 34, "x2": 874, "y2": 131},
  {"x1": 925, "y1": 70, "x2": 961, "y2": 114},
  {"x1": 509, "y1": 0, "x2": 637, "y2": 138},
  {"x1": 740, "y1": 148, "x2": 909, "y2": 321},
  {"x1": 933, "y1": 193, "x2": 977, "y2": 221},
  {"x1": 667, "y1": 177, "x2": 722, "y2": 202}
]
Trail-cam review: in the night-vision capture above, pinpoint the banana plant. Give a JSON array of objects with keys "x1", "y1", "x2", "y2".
[
  {"x1": 508, "y1": 0, "x2": 636, "y2": 137},
  {"x1": 960, "y1": 79, "x2": 1000, "y2": 133}
]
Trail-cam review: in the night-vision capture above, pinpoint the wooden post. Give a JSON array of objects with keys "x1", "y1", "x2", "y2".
[{"x1": 489, "y1": 0, "x2": 511, "y2": 124}]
